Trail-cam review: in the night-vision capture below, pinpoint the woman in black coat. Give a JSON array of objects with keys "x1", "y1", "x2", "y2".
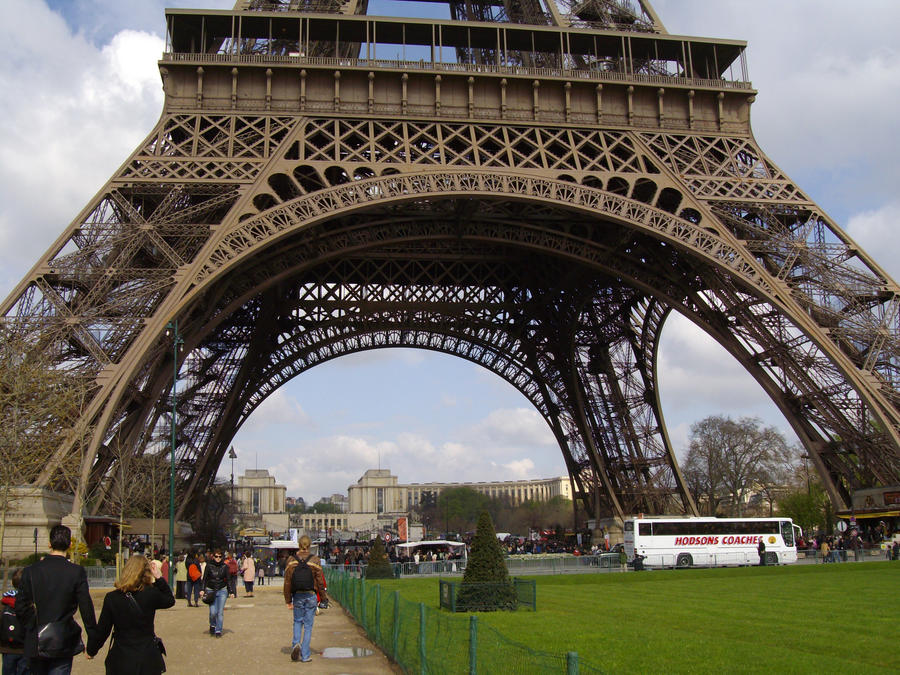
[
  {"x1": 199, "y1": 549, "x2": 232, "y2": 637},
  {"x1": 86, "y1": 554, "x2": 175, "y2": 673}
]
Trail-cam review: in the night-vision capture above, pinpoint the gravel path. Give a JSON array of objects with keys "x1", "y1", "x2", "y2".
[{"x1": 75, "y1": 583, "x2": 400, "y2": 673}]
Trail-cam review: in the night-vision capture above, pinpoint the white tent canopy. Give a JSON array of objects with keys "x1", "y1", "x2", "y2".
[{"x1": 395, "y1": 540, "x2": 466, "y2": 548}]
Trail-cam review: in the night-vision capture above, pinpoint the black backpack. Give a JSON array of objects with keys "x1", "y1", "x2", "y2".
[
  {"x1": 1, "y1": 604, "x2": 23, "y2": 647},
  {"x1": 290, "y1": 555, "x2": 315, "y2": 593}
]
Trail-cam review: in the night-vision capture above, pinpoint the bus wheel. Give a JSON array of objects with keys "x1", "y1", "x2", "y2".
[
  {"x1": 676, "y1": 554, "x2": 693, "y2": 568},
  {"x1": 765, "y1": 552, "x2": 778, "y2": 566}
]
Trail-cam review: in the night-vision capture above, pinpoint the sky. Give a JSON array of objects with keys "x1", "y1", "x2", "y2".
[{"x1": 1, "y1": 1, "x2": 898, "y2": 503}]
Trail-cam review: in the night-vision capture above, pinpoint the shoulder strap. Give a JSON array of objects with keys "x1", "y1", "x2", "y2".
[
  {"x1": 29, "y1": 571, "x2": 39, "y2": 625},
  {"x1": 125, "y1": 592, "x2": 143, "y2": 616}
]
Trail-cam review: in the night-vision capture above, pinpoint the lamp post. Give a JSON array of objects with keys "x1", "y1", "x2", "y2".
[
  {"x1": 229, "y1": 446, "x2": 237, "y2": 521},
  {"x1": 165, "y1": 320, "x2": 183, "y2": 587}
]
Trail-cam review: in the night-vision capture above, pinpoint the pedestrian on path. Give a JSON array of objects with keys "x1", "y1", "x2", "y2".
[
  {"x1": 200, "y1": 550, "x2": 232, "y2": 638},
  {"x1": 86, "y1": 554, "x2": 175, "y2": 673},
  {"x1": 16, "y1": 524, "x2": 98, "y2": 675},
  {"x1": 284, "y1": 535, "x2": 328, "y2": 663},
  {"x1": 184, "y1": 551, "x2": 202, "y2": 607},
  {"x1": 174, "y1": 554, "x2": 187, "y2": 600},
  {"x1": 224, "y1": 553, "x2": 239, "y2": 598},
  {"x1": 241, "y1": 552, "x2": 256, "y2": 597},
  {"x1": 257, "y1": 558, "x2": 265, "y2": 586}
]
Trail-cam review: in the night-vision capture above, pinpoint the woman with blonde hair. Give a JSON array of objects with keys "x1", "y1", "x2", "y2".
[{"x1": 86, "y1": 554, "x2": 175, "y2": 673}]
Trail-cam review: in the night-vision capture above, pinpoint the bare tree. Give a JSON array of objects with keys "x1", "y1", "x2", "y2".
[
  {"x1": 129, "y1": 451, "x2": 173, "y2": 546},
  {"x1": 190, "y1": 481, "x2": 237, "y2": 549},
  {"x1": 684, "y1": 415, "x2": 795, "y2": 516},
  {"x1": 682, "y1": 416, "x2": 728, "y2": 516},
  {"x1": 0, "y1": 327, "x2": 89, "y2": 563},
  {"x1": 105, "y1": 437, "x2": 147, "y2": 574},
  {"x1": 756, "y1": 443, "x2": 800, "y2": 516}
]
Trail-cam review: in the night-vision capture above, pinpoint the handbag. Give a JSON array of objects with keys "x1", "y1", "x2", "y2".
[
  {"x1": 36, "y1": 619, "x2": 84, "y2": 658},
  {"x1": 201, "y1": 588, "x2": 216, "y2": 605},
  {"x1": 29, "y1": 576, "x2": 84, "y2": 658}
]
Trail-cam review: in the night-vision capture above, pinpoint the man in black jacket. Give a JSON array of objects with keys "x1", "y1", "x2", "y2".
[{"x1": 15, "y1": 524, "x2": 97, "y2": 675}]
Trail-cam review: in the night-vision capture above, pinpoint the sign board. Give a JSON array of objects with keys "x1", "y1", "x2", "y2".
[
  {"x1": 397, "y1": 517, "x2": 408, "y2": 541},
  {"x1": 836, "y1": 520, "x2": 848, "y2": 532},
  {"x1": 103, "y1": 536, "x2": 111, "y2": 549},
  {"x1": 384, "y1": 532, "x2": 392, "y2": 542}
]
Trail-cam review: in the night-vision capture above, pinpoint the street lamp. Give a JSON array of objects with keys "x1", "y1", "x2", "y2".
[
  {"x1": 165, "y1": 320, "x2": 183, "y2": 587},
  {"x1": 229, "y1": 446, "x2": 237, "y2": 512}
]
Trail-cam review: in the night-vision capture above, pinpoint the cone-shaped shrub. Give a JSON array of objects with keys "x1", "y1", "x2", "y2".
[
  {"x1": 457, "y1": 510, "x2": 517, "y2": 611},
  {"x1": 366, "y1": 535, "x2": 393, "y2": 579}
]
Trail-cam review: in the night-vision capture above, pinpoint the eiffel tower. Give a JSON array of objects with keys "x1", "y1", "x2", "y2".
[{"x1": 3, "y1": 0, "x2": 899, "y2": 534}]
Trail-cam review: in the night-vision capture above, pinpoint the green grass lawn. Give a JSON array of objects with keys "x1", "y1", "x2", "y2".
[{"x1": 357, "y1": 562, "x2": 899, "y2": 674}]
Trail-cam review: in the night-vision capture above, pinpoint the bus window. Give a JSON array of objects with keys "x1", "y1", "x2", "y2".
[
  {"x1": 780, "y1": 520, "x2": 794, "y2": 547},
  {"x1": 639, "y1": 523, "x2": 652, "y2": 536}
]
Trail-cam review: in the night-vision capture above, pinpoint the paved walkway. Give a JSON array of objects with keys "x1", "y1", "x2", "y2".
[{"x1": 76, "y1": 583, "x2": 400, "y2": 674}]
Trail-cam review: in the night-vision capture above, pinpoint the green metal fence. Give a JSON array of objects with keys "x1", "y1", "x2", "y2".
[{"x1": 325, "y1": 568, "x2": 605, "y2": 674}]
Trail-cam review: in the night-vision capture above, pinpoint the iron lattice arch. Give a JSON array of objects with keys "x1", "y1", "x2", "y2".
[{"x1": 3, "y1": 0, "x2": 900, "y2": 526}]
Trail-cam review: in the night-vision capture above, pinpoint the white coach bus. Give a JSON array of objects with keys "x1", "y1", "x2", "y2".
[{"x1": 623, "y1": 516, "x2": 801, "y2": 568}]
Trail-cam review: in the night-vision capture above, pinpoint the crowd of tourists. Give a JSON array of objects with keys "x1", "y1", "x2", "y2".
[
  {"x1": 0, "y1": 527, "x2": 328, "y2": 674},
  {"x1": 796, "y1": 529, "x2": 900, "y2": 562}
]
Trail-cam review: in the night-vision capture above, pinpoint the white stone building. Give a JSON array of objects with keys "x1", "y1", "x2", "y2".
[
  {"x1": 347, "y1": 468, "x2": 571, "y2": 518},
  {"x1": 233, "y1": 469, "x2": 289, "y2": 534}
]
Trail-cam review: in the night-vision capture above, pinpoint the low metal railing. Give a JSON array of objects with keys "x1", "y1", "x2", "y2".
[
  {"x1": 327, "y1": 553, "x2": 623, "y2": 578},
  {"x1": 161, "y1": 52, "x2": 753, "y2": 90}
]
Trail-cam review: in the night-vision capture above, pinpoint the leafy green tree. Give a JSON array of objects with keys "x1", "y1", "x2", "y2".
[
  {"x1": 439, "y1": 487, "x2": 489, "y2": 533},
  {"x1": 777, "y1": 483, "x2": 830, "y2": 536},
  {"x1": 365, "y1": 535, "x2": 393, "y2": 579},
  {"x1": 310, "y1": 500, "x2": 340, "y2": 514},
  {"x1": 457, "y1": 510, "x2": 516, "y2": 612}
]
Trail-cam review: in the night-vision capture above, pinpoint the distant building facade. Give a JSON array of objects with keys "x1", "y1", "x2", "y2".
[
  {"x1": 234, "y1": 469, "x2": 288, "y2": 534},
  {"x1": 347, "y1": 469, "x2": 571, "y2": 516},
  {"x1": 319, "y1": 493, "x2": 349, "y2": 513},
  {"x1": 291, "y1": 469, "x2": 572, "y2": 539}
]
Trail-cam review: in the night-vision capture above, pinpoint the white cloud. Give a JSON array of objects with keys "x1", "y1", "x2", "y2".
[
  {"x1": 502, "y1": 458, "x2": 535, "y2": 478},
  {"x1": 657, "y1": 313, "x2": 800, "y2": 454},
  {"x1": 654, "y1": 0, "x2": 900, "y2": 221},
  {"x1": 242, "y1": 389, "x2": 311, "y2": 430},
  {"x1": 0, "y1": 1, "x2": 165, "y2": 292},
  {"x1": 846, "y1": 202, "x2": 900, "y2": 282},
  {"x1": 473, "y1": 408, "x2": 556, "y2": 447}
]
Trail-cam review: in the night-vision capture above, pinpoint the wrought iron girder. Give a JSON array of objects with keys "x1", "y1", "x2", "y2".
[
  {"x1": 93, "y1": 173, "x2": 900, "y2": 512},
  {"x1": 7, "y1": 33, "x2": 900, "y2": 525}
]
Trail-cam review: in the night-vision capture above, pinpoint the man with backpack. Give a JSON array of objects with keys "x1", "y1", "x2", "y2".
[{"x1": 283, "y1": 535, "x2": 327, "y2": 663}]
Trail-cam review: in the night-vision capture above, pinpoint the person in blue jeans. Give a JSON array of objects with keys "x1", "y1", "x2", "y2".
[
  {"x1": 283, "y1": 535, "x2": 328, "y2": 663},
  {"x1": 199, "y1": 550, "x2": 232, "y2": 637}
]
